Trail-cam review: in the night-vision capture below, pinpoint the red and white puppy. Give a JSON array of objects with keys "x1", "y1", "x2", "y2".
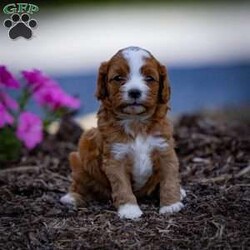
[{"x1": 61, "y1": 46, "x2": 186, "y2": 219}]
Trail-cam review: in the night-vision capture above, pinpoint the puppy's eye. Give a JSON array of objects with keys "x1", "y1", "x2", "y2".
[
  {"x1": 112, "y1": 75, "x2": 125, "y2": 82},
  {"x1": 144, "y1": 76, "x2": 155, "y2": 83}
]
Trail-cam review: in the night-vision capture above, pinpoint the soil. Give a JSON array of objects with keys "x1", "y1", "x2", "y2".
[{"x1": 0, "y1": 114, "x2": 249, "y2": 250}]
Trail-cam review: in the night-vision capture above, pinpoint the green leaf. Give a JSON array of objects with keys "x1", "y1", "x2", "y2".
[
  {"x1": 42, "y1": 106, "x2": 69, "y2": 130},
  {"x1": 0, "y1": 127, "x2": 22, "y2": 165}
]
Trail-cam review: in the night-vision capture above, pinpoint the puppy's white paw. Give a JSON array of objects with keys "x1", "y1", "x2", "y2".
[
  {"x1": 60, "y1": 193, "x2": 76, "y2": 206},
  {"x1": 180, "y1": 188, "x2": 187, "y2": 200},
  {"x1": 118, "y1": 203, "x2": 143, "y2": 219},
  {"x1": 159, "y1": 202, "x2": 184, "y2": 214}
]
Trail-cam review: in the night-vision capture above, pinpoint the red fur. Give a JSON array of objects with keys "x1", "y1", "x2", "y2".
[{"x1": 65, "y1": 48, "x2": 182, "y2": 213}]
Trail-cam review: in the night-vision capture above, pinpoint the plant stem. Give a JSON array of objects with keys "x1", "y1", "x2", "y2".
[{"x1": 19, "y1": 87, "x2": 31, "y2": 112}]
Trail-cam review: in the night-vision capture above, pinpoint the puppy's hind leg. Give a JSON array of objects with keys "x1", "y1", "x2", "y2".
[{"x1": 60, "y1": 152, "x2": 91, "y2": 207}]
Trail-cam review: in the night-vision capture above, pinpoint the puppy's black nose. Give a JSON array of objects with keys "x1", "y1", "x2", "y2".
[{"x1": 128, "y1": 89, "x2": 142, "y2": 99}]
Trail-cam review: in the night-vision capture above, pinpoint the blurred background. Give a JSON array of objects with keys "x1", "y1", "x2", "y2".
[{"x1": 1, "y1": 0, "x2": 250, "y2": 121}]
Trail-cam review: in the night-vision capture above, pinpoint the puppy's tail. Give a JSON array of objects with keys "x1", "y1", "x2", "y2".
[{"x1": 69, "y1": 152, "x2": 82, "y2": 173}]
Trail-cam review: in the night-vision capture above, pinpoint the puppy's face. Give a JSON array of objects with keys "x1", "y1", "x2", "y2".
[{"x1": 96, "y1": 47, "x2": 170, "y2": 118}]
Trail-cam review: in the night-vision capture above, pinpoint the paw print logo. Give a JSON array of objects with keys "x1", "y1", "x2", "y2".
[{"x1": 4, "y1": 13, "x2": 37, "y2": 40}]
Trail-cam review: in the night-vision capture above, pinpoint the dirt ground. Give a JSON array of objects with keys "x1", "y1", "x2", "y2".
[{"x1": 0, "y1": 114, "x2": 249, "y2": 250}]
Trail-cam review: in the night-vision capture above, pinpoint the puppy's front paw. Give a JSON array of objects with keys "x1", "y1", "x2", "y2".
[
  {"x1": 118, "y1": 203, "x2": 143, "y2": 219},
  {"x1": 159, "y1": 202, "x2": 184, "y2": 214},
  {"x1": 180, "y1": 188, "x2": 187, "y2": 200},
  {"x1": 60, "y1": 193, "x2": 77, "y2": 206},
  {"x1": 60, "y1": 192, "x2": 85, "y2": 207}
]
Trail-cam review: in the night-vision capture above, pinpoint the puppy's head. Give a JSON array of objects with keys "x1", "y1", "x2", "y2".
[{"x1": 96, "y1": 46, "x2": 170, "y2": 118}]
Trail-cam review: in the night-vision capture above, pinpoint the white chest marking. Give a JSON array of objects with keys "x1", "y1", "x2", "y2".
[{"x1": 111, "y1": 135, "x2": 168, "y2": 190}]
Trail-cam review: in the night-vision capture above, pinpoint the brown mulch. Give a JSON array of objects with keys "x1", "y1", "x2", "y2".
[{"x1": 0, "y1": 114, "x2": 249, "y2": 250}]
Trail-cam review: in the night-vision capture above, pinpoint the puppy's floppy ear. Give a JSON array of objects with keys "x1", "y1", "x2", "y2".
[
  {"x1": 95, "y1": 62, "x2": 109, "y2": 100},
  {"x1": 158, "y1": 64, "x2": 171, "y2": 104}
]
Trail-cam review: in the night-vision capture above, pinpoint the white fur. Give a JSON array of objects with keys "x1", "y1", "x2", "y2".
[
  {"x1": 122, "y1": 47, "x2": 150, "y2": 102},
  {"x1": 180, "y1": 188, "x2": 187, "y2": 200},
  {"x1": 119, "y1": 119, "x2": 134, "y2": 135},
  {"x1": 118, "y1": 203, "x2": 143, "y2": 219},
  {"x1": 111, "y1": 135, "x2": 168, "y2": 190},
  {"x1": 159, "y1": 202, "x2": 184, "y2": 214},
  {"x1": 60, "y1": 193, "x2": 76, "y2": 206},
  {"x1": 119, "y1": 117, "x2": 151, "y2": 136},
  {"x1": 111, "y1": 143, "x2": 130, "y2": 160}
]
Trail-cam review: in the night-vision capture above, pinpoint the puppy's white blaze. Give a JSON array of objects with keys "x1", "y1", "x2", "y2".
[
  {"x1": 111, "y1": 135, "x2": 168, "y2": 190},
  {"x1": 122, "y1": 47, "x2": 150, "y2": 73},
  {"x1": 159, "y1": 202, "x2": 184, "y2": 214},
  {"x1": 118, "y1": 203, "x2": 143, "y2": 219},
  {"x1": 60, "y1": 193, "x2": 76, "y2": 206},
  {"x1": 122, "y1": 47, "x2": 150, "y2": 102}
]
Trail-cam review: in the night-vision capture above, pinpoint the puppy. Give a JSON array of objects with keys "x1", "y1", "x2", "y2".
[{"x1": 61, "y1": 46, "x2": 186, "y2": 219}]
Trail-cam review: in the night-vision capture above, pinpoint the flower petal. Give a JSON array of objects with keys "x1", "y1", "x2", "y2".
[
  {"x1": 0, "y1": 103, "x2": 14, "y2": 128},
  {"x1": 0, "y1": 92, "x2": 18, "y2": 110},
  {"x1": 22, "y1": 69, "x2": 51, "y2": 91},
  {"x1": 0, "y1": 66, "x2": 20, "y2": 89},
  {"x1": 16, "y1": 111, "x2": 43, "y2": 149}
]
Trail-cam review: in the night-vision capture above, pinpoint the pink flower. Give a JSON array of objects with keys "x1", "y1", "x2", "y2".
[
  {"x1": 0, "y1": 103, "x2": 14, "y2": 128},
  {"x1": 0, "y1": 92, "x2": 18, "y2": 110},
  {"x1": 0, "y1": 66, "x2": 20, "y2": 89},
  {"x1": 16, "y1": 112, "x2": 43, "y2": 149},
  {"x1": 35, "y1": 84, "x2": 80, "y2": 110},
  {"x1": 22, "y1": 69, "x2": 80, "y2": 110},
  {"x1": 59, "y1": 91, "x2": 80, "y2": 109},
  {"x1": 22, "y1": 69, "x2": 49, "y2": 91}
]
